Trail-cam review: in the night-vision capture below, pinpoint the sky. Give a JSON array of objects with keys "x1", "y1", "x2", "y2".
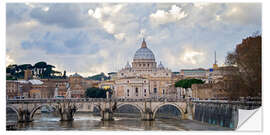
[{"x1": 6, "y1": 3, "x2": 261, "y2": 77}]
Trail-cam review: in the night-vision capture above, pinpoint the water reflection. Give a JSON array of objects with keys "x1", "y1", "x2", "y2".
[{"x1": 7, "y1": 112, "x2": 232, "y2": 131}]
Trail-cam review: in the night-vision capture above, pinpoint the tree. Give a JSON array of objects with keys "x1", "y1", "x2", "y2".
[
  {"x1": 175, "y1": 79, "x2": 204, "y2": 88},
  {"x1": 225, "y1": 35, "x2": 261, "y2": 98},
  {"x1": 87, "y1": 72, "x2": 110, "y2": 81},
  {"x1": 6, "y1": 61, "x2": 65, "y2": 80},
  {"x1": 85, "y1": 87, "x2": 108, "y2": 98}
]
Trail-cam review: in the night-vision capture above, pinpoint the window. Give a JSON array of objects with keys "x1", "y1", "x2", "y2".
[
  {"x1": 143, "y1": 64, "x2": 145, "y2": 67},
  {"x1": 144, "y1": 89, "x2": 146, "y2": 93},
  {"x1": 162, "y1": 89, "x2": 165, "y2": 95},
  {"x1": 135, "y1": 88, "x2": 138, "y2": 96},
  {"x1": 154, "y1": 88, "x2": 157, "y2": 93},
  {"x1": 127, "y1": 89, "x2": 129, "y2": 97}
]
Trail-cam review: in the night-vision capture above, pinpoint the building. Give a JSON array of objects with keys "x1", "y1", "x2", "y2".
[
  {"x1": 108, "y1": 72, "x2": 117, "y2": 80},
  {"x1": 99, "y1": 80, "x2": 115, "y2": 90},
  {"x1": 28, "y1": 79, "x2": 46, "y2": 98},
  {"x1": 41, "y1": 78, "x2": 69, "y2": 98},
  {"x1": 206, "y1": 66, "x2": 238, "y2": 84},
  {"x1": 180, "y1": 68, "x2": 207, "y2": 79},
  {"x1": 24, "y1": 69, "x2": 32, "y2": 80},
  {"x1": 191, "y1": 82, "x2": 228, "y2": 100},
  {"x1": 114, "y1": 39, "x2": 175, "y2": 99},
  {"x1": 6, "y1": 80, "x2": 20, "y2": 99},
  {"x1": 68, "y1": 73, "x2": 94, "y2": 98}
]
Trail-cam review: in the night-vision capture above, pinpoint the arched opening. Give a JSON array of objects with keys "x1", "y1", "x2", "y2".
[
  {"x1": 114, "y1": 104, "x2": 142, "y2": 119},
  {"x1": 6, "y1": 106, "x2": 19, "y2": 123},
  {"x1": 30, "y1": 105, "x2": 58, "y2": 121},
  {"x1": 154, "y1": 104, "x2": 183, "y2": 120},
  {"x1": 92, "y1": 105, "x2": 101, "y2": 116}
]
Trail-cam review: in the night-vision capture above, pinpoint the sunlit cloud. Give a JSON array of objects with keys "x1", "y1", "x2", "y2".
[
  {"x1": 180, "y1": 48, "x2": 205, "y2": 65},
  {"x1": 150, "y1": 5, "x2": 187, "y2": 26},
  {"x1": 6, "y1": 55, "x2": 15, "y2": 66}
]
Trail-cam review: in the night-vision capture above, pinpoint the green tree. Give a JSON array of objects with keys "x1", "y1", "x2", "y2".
[
  {"x1": 85, "y1": 87, "x2": 108, "y2": 98},
  {"x1": 175, "y1": 79, "x2": 204, "y2": 88}
]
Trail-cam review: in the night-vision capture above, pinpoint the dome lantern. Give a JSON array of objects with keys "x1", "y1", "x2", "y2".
[
  {"x1": 141, "y1": 38, "x2": 147, "y2": 48},
  {"x1": 133, "y1": 39, "x2": 155, "y2": 60}
]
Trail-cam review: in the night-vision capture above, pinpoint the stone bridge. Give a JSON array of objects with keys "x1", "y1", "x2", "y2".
[
  {"x1": 7, "y1": 98, "x2": 261, "y2": 128},
  {"x1": 7, "y1": 98, "x2": 191, "y2": 122}
]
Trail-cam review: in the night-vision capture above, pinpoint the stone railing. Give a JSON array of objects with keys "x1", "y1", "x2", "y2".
[{"x1": 7, "y1": 98, "x2": 187, "y2": 104}]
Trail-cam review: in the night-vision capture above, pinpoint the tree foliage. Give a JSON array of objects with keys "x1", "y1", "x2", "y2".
[
  {"x1": 175, "y1": 79, "x2": 204, "y2": 88},
  {"x1": 6, "y1": 61, "x2": 64, "y2": 79},
  {"x1": 87, "y1": 72, "x2": 110, "y2": 81},
  {"x1": 85, "y1": 87, "x2": 111, "y2": 98},
  {"x1": 225, "y1": 34, "x2": 261, "y2": 98}
]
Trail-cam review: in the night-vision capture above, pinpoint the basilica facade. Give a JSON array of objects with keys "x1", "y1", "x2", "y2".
[{"x1": 114, "y1": 39, "x2": 175, "y2": 99}]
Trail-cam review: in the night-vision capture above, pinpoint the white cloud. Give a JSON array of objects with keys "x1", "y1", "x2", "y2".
[
  {"x1": 6, "y1": 55, "x2": 15, "y2": 66},
  {"x1": 42, "y1": 7, "x2": 50, "y2": 12},
  {"x1": 219, "y1": 4, "x2": 261, "y2": 25},
  {"x1": 103, "y1": 21, "x2": 115, "y2": 34},
  {"x1": 180, "y1": 47, "x2": 205, "y2": 65},
  {"x1": 25, "y1": 3, "x2": 35, "y2": 8},
  {"x1": 193, "y1": 3, "x2": 211, "y2": 9},
  {"x1": 114, "y1": 33, "x2": 125, "y2": 40},
  {"x1": 88, "y1": 4, "x2": 127, "y2": 36},
  {"x1": 150, "y1": 5, "x2": 187, "y2": 26}
]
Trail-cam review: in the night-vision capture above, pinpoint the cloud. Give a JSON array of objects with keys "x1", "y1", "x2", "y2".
[
  {"x1": 150, "y1": 5, "x2": 187, "y2": 26},
  {"x1": 180, "y1": 47, "x2": 205, "y2": 65},
  {"x1": 6, "y1": 55, "x2": 15, "y2": 66},
  {"x1": 30, "y1": 4, "x2": 90, "y2": 28},
  {"x1": 6, "y1": 3, "x2": 261, "y2": 77},
  {"x1": 220, "y1": 3, "x2": 261, "y2": 26}
]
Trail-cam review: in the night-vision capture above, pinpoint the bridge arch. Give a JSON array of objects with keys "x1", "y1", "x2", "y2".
[
  {"x1": 91, "y1": 103, "x2": 103, "y2": 116},
  {"x1": 6, "y1": 105, "x2": 20, "y2": 121},
  {"x1": 29, "y1": 104, "x2": 57, "y2": 120},
  {"x1": 116, "y1": 103, "x2": 144, "y2": 114},
  {"x1": 153, "y1": 103, "x2": 184, "y2": 119}
]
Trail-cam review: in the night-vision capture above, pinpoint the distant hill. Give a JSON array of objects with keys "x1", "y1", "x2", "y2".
[{"x1": 87, "y1": 72, "x2": 110, "y2": 81}]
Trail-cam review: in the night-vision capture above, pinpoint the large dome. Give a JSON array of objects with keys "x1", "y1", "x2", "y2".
[
  {"x1": 133, "y1": 39, "x2": 155, "y2": 60},
  {"x1": 134, "y1": 48, "x2": 155, "y2": 60}
]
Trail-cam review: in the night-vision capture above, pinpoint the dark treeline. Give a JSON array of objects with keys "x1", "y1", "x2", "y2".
[{"x1": 6, "y1": 61, "x2": 66, "y2": 80}]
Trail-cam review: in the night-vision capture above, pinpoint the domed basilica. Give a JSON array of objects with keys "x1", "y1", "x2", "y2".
[{"x1": 114, "y1": 39, "x2": 175, "y2": 99}]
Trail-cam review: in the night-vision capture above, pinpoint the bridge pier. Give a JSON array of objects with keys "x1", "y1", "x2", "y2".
[
  {"x1": 57, "y1": 103, "x2": 77, "y2": 121},
  {"x1": 18, "y1": 109, "x2": 33, "y2": 122},
  {"x1": 183, "y1": 102, "x2": 194, "y2": 120},
  {"x1": 141, "y1": 108, "x2": 154, "y2": 121},
  {"x1": 101, "y1": 108, "x2": 114, "y2": 121}
]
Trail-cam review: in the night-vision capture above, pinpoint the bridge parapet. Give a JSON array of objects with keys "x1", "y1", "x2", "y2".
[{"x1": 7, "y1": 98, "x2": 187, "y2": 104}]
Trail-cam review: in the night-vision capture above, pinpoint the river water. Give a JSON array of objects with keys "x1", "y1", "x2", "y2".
[{"x1": 7, "y1": 112, "x2": 232, "y2": 131}]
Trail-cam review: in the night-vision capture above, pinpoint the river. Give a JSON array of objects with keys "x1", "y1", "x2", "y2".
[{"x1": 7, "y1": 112, "x2": 232, "y2": 131}]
